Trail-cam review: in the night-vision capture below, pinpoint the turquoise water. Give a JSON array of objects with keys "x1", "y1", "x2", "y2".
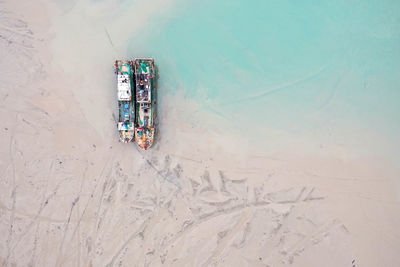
[{"x1": 128, "y1": 0, "x2": 400, "y2": 156}]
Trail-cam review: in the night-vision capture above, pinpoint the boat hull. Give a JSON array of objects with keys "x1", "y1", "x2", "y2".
[
  {"x1": 134, "y1": 58, "x2": 156, "y2": 150},
  {"x1": 115, "y1": 60, "x2": 135, "y2": 143}
]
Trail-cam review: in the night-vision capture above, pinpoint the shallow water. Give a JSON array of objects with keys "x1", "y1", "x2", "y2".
[{"x1": 128, "y1": 0, "x2": 400, "y2": 158}]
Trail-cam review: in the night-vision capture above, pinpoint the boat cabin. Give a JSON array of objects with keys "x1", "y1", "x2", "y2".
[
  {"x1": 136, "y1": 73, "x2": 151, "y2": 103},
  {"x1": 117, "y1": 74, "x2": 131, "y2": 101}
]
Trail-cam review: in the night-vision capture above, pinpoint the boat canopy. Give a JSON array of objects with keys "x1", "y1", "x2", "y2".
[
  {"x1": 117, "y1": 74, "x2": 131, "y2": 101},
  {"x1": 118, "y1": 122, "x2": 134, "y2": 131}
]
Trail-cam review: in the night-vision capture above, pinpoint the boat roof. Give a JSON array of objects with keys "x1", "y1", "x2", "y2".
[{"x1": 117, "y1": 74, "x2": 131, "y2": 101}]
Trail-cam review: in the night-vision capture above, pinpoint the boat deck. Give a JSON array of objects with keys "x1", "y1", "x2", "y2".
[
  {"x1": 136, "y1": 73, "x2": 151, "y2": 103},
  {"x1": 135, "y1": 59, "x2": 154, "y2": 103},
  {"x1": 137, "y1": 102, "x2": 153, "y2": 127}
]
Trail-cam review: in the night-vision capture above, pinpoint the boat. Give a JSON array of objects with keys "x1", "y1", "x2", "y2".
[
  {"x1": 134, "y1": 58, "x2": 156, "y2": 150},
  {"x1": 115, "y1": 60, "x2": 135, "y2": 143}
]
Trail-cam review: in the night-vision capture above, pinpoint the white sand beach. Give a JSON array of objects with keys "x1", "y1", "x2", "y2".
[{"x1": 1, "y1": 0, "x2": 400, "y2": 266}]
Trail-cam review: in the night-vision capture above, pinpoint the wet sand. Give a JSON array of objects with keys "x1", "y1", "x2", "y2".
[{"x1": 1, "y1": 1, "x2": 400, "y2": 266}]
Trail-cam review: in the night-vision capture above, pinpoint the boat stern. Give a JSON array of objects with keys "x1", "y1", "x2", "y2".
[{"x1": 118, "y1": 122, "x2": 135, "y2": 143}]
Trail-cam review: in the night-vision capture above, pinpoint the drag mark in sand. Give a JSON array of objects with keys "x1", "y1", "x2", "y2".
[
  {"x1": 10, "y1": 161, "x2": 54, "y2": 251},
  {"x1": 55, "y1": 196, "x2": 80, "y2": 266},
  {"x1": 87, "y1": 154, "x2": 116, "y2": 265},
  {"x1": 135, "y1": 148, "x2": 182, "y2": 190},
  {"x1": 105, "y1": 215, "x2": 154, "y2": 267},
  {"x1": 156, "y1": 168, "x2": 329, "y2": 265},
  {"x1": 202, "y1": 209, "x2": 254, "y2": 267},
  {"x1": 104, "y1": 27, "x2": 117, "y2": 55},
  {"x1": 5, "y1": 136, "x2": 17, "y2": 264}
]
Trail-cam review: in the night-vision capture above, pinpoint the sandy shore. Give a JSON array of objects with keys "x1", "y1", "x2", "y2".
[{"x1": 1, "y1": 1, "x2": 399, "y2": 266}]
